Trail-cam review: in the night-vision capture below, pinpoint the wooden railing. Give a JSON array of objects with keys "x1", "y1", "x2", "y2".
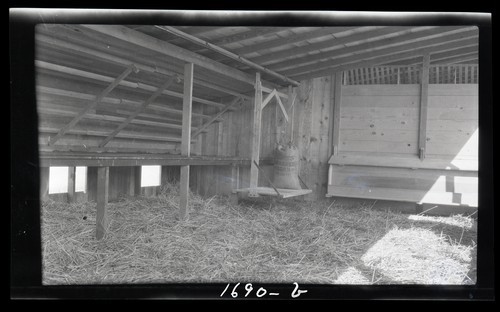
[{"x1": 343, "y1": 64, "x2": 478, "y2": 85}]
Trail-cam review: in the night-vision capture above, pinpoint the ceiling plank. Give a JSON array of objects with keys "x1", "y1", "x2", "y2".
[
  {"x1": 431, "y1": 53, "x2": 479, "y2": 65},
  {"x1": 383, "y1": 47, "x2": 478, "y2": 66},
  {"x1": 78, "y1": 25, "x2": 284, "y2": 89},
  {"x1": 247, "y1": 26, "x2": 413, "y2": 66},
  {"x1": 155, "y1": 26, "x2": 300, "y2": 86},
  {"x1": 228, "y1": 27, "x2": 356, "y2": 57},
  {"x1": 37, "y1": 31, "x2": 252, "y2": 100},
  {"x1": 290, "y1": 40, "x2": 478, "y2": 81},
  {"x1": 267, "y1": 27, "x2": 474, "y2": 71},
  {"x1": 282, "y1": 33, "x2": 478, "y2": 77}
]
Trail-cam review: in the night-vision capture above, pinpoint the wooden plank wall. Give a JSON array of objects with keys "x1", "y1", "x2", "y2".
[
  {"x1": 340, "y1": 84, "x2": 420, "y2": 156},
  {"x1": 426, "y1": 84, "x2": 478, "y2": 160},
  {"x1": 194, "y1": 76, "x2": 334, "y2": 200},
  {"x1": 328, "y1": 83, "x2": 478, "y2": 207},
  {"x1": 292, "y1": 76, "x2": 334, "y2": 200}
]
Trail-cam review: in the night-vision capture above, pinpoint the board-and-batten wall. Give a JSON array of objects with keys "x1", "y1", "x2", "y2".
[
  {"x1": 195, "y1": 76, "x2": 336, "y2": 200},
  {"x1": 329, "y1": 83, "x2": 478, "y2": 207}
]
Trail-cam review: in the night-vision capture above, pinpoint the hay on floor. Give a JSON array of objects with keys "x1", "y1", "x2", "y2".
[{"x1": 41, "y1": 183, "x2": 477, "y2": 285}]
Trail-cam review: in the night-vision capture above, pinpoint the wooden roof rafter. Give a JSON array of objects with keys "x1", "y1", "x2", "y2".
[
  {"x1": 36, "y1": 31, "x2": 252, "y2": 102},
  {"x1": 265, "y1": 26, "x2": 474, "y2": 72},
  {"x1": 290, "y1": 38, "x2": 478, "y2": 81},
  {"x1": 154, "y1": 25, "x2": 300, "y2": 87},
  {"x1": 285, "y1": 35, "x2": 478, "y2": 81},
  {"x1": 79, "y1": 25, "x2": 291, "y2": 90}
]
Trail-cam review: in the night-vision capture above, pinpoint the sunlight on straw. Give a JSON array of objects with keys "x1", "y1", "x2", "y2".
[
  {"x1": 361, "y1": 227, "x2": 472, "y2": 284},
  {"x1": 408, "y1": 214, "x2": 473, "y2": 229}
]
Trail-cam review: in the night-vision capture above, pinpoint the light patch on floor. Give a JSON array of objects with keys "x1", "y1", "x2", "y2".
[
  {"x1": 408, "y1": 214, "x2": 474, "y2": 230},
  {"x1": 334, "y1": 267, "x2": 370, "y2": 284},
  {"x1": 361, "y1": 227, "x2": 472, "y2": 284}
]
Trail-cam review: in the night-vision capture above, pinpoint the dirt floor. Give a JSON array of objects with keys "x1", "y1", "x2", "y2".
[{"x1": 41, "y1": 185, "x2": 477, "y2": 285}]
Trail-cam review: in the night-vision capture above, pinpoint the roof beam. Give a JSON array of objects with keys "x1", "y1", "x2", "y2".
[
  {"x1": 383, "y1": 46, "x2": 478, "y2": 66},
  {"x1": 79, "y1": 25, "x2": 285, "y2": 89},
  {"x1": 267, "y1": 27, "x2": 473, "y2": 71},
  {"x1": 36, "y1": 32, "x2": 252, "y2": 101},
  {"x1": 155, "y1": 26, "x2": 300, "y2": 86},
  {"x1": 248, "y1": 26, "x2": 412, "y2": 66},
  {"x1": 284, "y1": 34, "x2": 478, "y2": 78},
  {"x1": 291, "y1": 39, "x2": 478, "y2": 81},
  {"x1": 203, "y1": 27, "x2": 289, "y2": 47},
  {"x1": 228, "y1": 27, "x2": 356, "y2": 57}
]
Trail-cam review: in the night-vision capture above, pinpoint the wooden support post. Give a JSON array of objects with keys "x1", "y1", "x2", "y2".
[
  {"x1": 179, "y1": 63, "x2": 193, "y2": 220},
  {"x1": 330, "y1": 71, "x2": 342, "y2": 156},
  {"x1": 67, "y1": 166, "x2": 76, "y2": 203},
  {"x1": 48, "y1": 65, "x2": 137, "y2": 146},
  {"x1": 418, "y1": 53, "x2": 430, "y2": 160},
  {"x1": 249, "y1": 73, "x2": 263, "y2": 192},
  {"x1": 96, "y1": 166, "x2": 109, "y2": 240}
]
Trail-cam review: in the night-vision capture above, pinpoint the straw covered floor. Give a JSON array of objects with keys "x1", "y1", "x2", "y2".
[{"x1": 41, "y1": 183, "x2": 477, "y2": 285}]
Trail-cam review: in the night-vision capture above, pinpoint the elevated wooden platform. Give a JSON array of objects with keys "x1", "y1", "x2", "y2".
[{"x1": 233, "y1": 187, "x2": 312, "y2": 199}]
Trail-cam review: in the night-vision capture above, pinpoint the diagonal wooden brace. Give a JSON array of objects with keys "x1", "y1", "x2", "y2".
[
  {"x1": 48, "y1": 64, "x2": 138, "y2": 146},
  {"x1": 274, "y1": 93, "x2": 289, "y2": 123},
  {"x1": 98, "y1": 75, "x2": 178, "y2": 147},
  {"x1": 261, "y1": 89, "x2": 277, "y2": 108},
  {"x1": 261, "y1": 88, "x2": 289, "y2": 122},
  {"x1": 191, "y1": 96, "x2": 242, "y2": 139}
]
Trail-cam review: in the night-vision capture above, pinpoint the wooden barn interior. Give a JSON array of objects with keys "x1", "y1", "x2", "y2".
[{"x1": 36, "y1": 24, "x2": 479, "y2": 240}]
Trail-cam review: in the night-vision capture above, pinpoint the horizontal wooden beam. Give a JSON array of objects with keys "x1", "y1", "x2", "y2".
[
  {"x1": 290, "y1": 38, "x2": 478, "y2": 81},
  {"x1": 155, "y1": 26, "x2": 300, "y2": 86},
  {"x1": 38, "y1": 105, "x2": 207, "y2": 132},
  {"x1": 282, "y1": 32, "x2": 478, "y2": 77},
  {"x1": 36, "y1": 32, "x2": 252, "y2": 100},
  {"x1": 36, "y1": 60, "x2": 228, "y2": 109},
  {"x1": 79, "y1": 25, "x2": 284, "y2": 90},
  {"x1": 37, "y1": 86, "x2": 220, "y2": 120},
  {"x1": 40, "y1": 126, "x2": 197, "y2": 144},
  {"x1": 195, "y1": 27, "x2": 289, "y2": 49},
  {"x1": 39, "y1": 154, "x2": 275, "y2": 167},
  {"x1": 267, "y1": 26, "x2": 473, "y2": 71}
]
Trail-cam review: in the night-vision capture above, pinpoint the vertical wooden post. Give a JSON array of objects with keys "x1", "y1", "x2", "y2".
[
  {"x1": 67, "y1": 166, "x2": 76, "y2": 203},
  {"x1": 96, "y1": 166, "x2": 109, "y2": 240},
  {"x1": 330, "y1": 71, "x2": 342, "y2": 156},
  {"x1": 418, "y1": 53, "x2": 430, "y2": 160},
  {"x1": 249, "y1": 72, "x2": 262, "y2": 192},
  {"x1": 179, "y1": 63, "x2": 193, "y2": 220}
]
